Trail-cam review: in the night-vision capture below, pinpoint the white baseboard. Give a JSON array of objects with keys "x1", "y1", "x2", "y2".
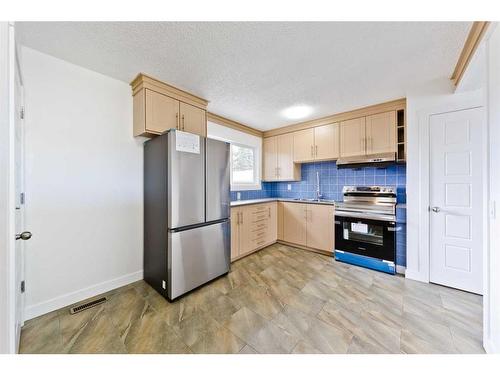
[
  {"x1": 24, "y1": 270, "x2": 143, "y2": 321},
  {"x1": 396, "y1": 265, "x2": 406, "y2": 275},
  {"x1": 404, "y1": 268, "x2": 429, "y2": 283}
]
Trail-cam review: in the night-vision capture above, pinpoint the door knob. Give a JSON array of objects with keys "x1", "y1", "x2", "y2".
[
  {"x1": 16, "y1": 231, "x2": 32, "y2": 240},
  {"x1": 431, "y1": 207, "x2": 440, "y2": 213}
]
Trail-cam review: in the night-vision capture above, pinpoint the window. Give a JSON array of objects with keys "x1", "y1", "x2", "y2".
[
  {"x1": 231, "y1": 144, "x2": 256, "y2": 185},
  {"x1": 207, "y1": 121, "x2": 261, "y2": 191}
]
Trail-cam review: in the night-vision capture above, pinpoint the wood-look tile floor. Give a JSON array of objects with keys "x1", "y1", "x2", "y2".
[{"x1": 20, "y1": 244, "x2": 484, "y2": 354}]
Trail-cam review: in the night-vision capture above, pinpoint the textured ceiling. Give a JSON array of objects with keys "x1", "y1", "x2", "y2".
[{"x1": 16, "y1": 22, "x2": 471, "y2": 130}]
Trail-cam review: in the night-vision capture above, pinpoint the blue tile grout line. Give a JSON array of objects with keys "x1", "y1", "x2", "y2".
[{"x1": 231, "y1": 160, "x2": 407, "y2": 267}]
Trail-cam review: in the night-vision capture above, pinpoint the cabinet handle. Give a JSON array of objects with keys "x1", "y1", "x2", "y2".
[
  {"x1": 268, "y1": 207, "x2": 271, "y2": 218},
  {"x1": 311, "y1": 145, "x2": 314, "y2": 157},
  {"x1": 176, "y1": 113, "x2": 179, "y2": 130},
  {"x1": 240, "y1": 212, "x2": 243, "y2": 225},
  {"x1": 182, "y1": 114, "x2": 185, "y2": 131},
  {"x1": 315, "y1": 145, "x2": 318, "y2": 157}
]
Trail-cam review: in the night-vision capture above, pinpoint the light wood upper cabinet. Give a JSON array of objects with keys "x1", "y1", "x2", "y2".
[
  {"x1": 277, "y1": 133, "x2": 298, "y2": 180},
  {"x1": 263, "y1": 137, "x2": 278, "y2": 181},
  {"x1": 293, "y1": 128, "x2": 315, "y2": 162},
  {"x1": 306, "y1": 204, "x2": 334, "y2": 253},
  {"x1": 263, "y1": 134, "x2": 300, "y2": 182},
  {"x1": 340, "y1": 117, "x2": 366, "y2": 157},
  {"x1": 314, "y1": 123, "x2": 340, "y2": 161},
  {"x1": 144, "y1": 89, "x2": 179, "y2": 135},
  {"x1": 283, "y1": 202, "x2": 307, "y2": 247},
  {"x1": 131, "y1": 73, "x2": 208, "y2": 138},
  {"x1": 366, "y1": 111, "x2": 396, "y2": 154},
  {"x1": 293, "y1": 123, "x2": 340, "y2": 162},
  {"x1": 180, "y1": 102, "x2": 206, "y2": 137}
]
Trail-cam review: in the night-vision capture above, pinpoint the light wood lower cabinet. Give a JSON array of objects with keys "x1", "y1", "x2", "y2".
[
  {"x1": 282, "y1": 202, "x2": 335, "y2": 253},
  {"x1": 283, "y1": 202, "x2": 307, "y2": 247},
  {"x1": 305, "y1": 204, "x2": 335, "y2": 252},
  {"x1": 231, "y1": 202, "x2": 277, "y2": 261},
  {"x1": 231, "y1": 201, "x2": 334, "y2": 261}
]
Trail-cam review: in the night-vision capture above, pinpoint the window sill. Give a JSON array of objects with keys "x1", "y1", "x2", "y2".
[{"x1": 231, "y1": 183, "x2": 262, "y2": 191}]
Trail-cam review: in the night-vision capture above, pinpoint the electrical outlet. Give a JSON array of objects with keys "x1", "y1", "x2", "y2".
[
  {"x1": 287, "y1": 184, "x2": 292, "y2": 191},
  {"x1": 237, "y1": 192, "x2": 241, "y2": 200}
]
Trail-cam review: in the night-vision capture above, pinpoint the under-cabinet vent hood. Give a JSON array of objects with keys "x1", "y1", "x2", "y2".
[{"x1": 336, "y1": 152, "x2": 396, "y2": 169}]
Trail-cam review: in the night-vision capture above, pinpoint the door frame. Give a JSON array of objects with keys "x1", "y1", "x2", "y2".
[
  {"x1": 0, "y1": 22, "x2": 18, "y2": 354},
  {"x1": 407, "y1": 98, "x2": 488, "y2": 286}
]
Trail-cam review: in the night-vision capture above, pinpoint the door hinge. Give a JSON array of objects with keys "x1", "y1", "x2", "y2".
[
  {"x1": 20, "y1": 192, "x2": 25, "y2": 205},
  {"x1": 20, "y1": 280, "x2": 25, "y2": 293},
  {"x1": 20, "y1": 106, "x2": 25, "y2": 120}
]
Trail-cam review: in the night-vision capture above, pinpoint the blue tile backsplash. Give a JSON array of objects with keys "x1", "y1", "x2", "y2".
[{"x1": 231, "y1": 160, "x2": 407, "y2": 268}]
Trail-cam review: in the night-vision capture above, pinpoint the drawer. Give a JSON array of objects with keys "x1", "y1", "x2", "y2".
[
  {"x1": 250, "y1": 204, "x2": 268, "y2": 213},
  {"x1": 252, "y1": 238, "x2": 267, "y2": 248},
  {"x1": 251, "y1": 229, "x2": 267, "y2": 241},
  {"x1": 251, "y1": 219, "x2": 269, "y2": 229}
]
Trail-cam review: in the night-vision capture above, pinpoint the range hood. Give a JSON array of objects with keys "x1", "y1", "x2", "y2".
[{"x1": 336, "y1": 152, "x2": 396, "y2": 169}]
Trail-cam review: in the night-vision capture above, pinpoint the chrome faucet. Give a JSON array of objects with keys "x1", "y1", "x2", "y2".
[{"x1": 316, "y1": 171, "x2": 322, "y2": 200}]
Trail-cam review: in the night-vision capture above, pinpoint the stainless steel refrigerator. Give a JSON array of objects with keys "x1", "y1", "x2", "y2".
[{"x1": 144, "y1": 129, "x2": 230, "y2": 300}]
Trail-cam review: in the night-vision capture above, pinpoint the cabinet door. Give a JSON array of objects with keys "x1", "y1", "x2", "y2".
[
  {"x1": 277, "y1": 202, "x2": 284, "y2": 241},
  {"x1": 230, "y1": 208, "x2": 240, "y2": 260},
  {"x1": 314, "y1": 123, "x2": 340, "y2": 160},
  {"x1": 366, "y1": 111, "x2": 396, "y2": 154},
  {"x1": 266, "y1": 202, "x2": 278, "y2": 244},
  {"x1": 239, "y1": 205, "x2": 255, "y2": 255},
  {"x1": 306, "y1": 205, "x2": 334, "y2": 252},
  {"x1": 340, "y1": 117, "x2": 366, "y2": 157},
  {"x1": 180, "y1": 102, "x2": 206, "y2": 136},
  {"x1": 293, "y1": 128, "x2": 315, "y2": 162},
  {"x1": 263, "y1": 137, "x2": 278, "y2": 181},
  {"x1": 277, "y1": 133, "x2": 296, "y2": 180},
  {"x1": 145, "y1": 89, "x2": 179, "y2": 134},
  {"x1": 283, "y1": 202, "x2": 307, "y2": 247}
]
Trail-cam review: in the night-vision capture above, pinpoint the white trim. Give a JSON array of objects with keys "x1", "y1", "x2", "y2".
[
  {"x1": 406, "y1": 92, "x2": 485, "y2": 283},
  {"x1": 396, "y1": 265, "x2": 406, "y2": 275},
  {"x1": 207, "y1": 121, "x2": 263, "y2": 192},
  {"x1": 484, "y1": 338, "x2": 499, "y2": 354},
  {"x1": 24, "y1": 270, "x2": 143, "y2": 321}
]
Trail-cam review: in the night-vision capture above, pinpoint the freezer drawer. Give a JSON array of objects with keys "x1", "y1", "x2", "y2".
[{"x1": 168, "y1": 220, "x2": 230, "y2": 299}]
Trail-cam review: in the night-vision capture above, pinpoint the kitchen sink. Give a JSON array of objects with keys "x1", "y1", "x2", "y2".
[{"x1": 291, "y1": 198, "x2": 335, "y2": 203}]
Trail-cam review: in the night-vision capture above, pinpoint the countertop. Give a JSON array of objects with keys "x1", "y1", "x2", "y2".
[{"x1": 230, "y1": 198, "x2": 336, "y2": 207}]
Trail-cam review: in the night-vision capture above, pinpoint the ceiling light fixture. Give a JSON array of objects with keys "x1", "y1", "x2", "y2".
[{"x1": 281, "y1": 105, "x2": 313, "y2": 120}]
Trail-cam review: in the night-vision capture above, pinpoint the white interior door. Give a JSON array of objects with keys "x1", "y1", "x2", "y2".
[
  {"x1": 429, "y1": 107, "x2": 484, "y2": 294},
  {"x1": 14, "y1": 61, "x2": 27, "y2": 349}
]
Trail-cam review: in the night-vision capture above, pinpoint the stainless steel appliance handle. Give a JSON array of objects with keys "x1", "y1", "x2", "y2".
[
  {"x1": 387, "y1": 226, "x2": 402, "y2": 232},
  {"x1": 16, "y1": 231, "x2": 32, "y2": 241}
]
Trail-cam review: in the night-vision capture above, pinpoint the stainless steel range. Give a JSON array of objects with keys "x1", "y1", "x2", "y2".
[{"x1": 334, "y1": 186, "x2": 398, "y2": 274}]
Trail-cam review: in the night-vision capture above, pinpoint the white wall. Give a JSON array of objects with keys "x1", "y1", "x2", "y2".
[
  {"x1": 0, "y1": 22, "x2": 16, "y2": 354},
  {"x1": 405, "y1": 78, "x2": 484, "y2": 283},
  {"x1": 485, "y1": 23, "x2": 500, "y2": 354},
  {"x1": 21, "y1": 46, "x2": 144, "y2": 320}
]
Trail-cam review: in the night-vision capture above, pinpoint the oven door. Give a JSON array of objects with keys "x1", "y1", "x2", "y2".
[{"x1": 335, "y1": 215, "x2": 396, "y2": 262}]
